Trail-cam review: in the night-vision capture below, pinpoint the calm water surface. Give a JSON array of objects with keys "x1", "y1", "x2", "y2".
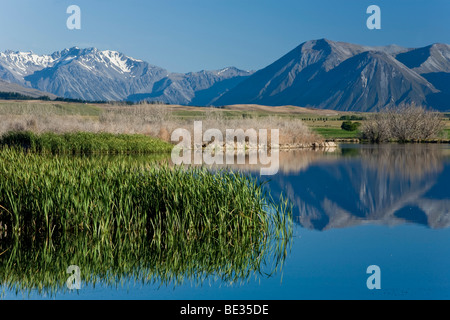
[{"x1": 2, "y1": 144, "x2": 450, "y2": 299}]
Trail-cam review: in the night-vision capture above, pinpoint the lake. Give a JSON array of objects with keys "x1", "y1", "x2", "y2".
[{"x1": 2, "y1": 143, "x2": 450, "y2": 299}]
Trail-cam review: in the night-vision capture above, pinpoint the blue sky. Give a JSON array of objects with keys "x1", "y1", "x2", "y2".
[{"x1": 0, "y1": 0, "x2": 449, "y2": 73}]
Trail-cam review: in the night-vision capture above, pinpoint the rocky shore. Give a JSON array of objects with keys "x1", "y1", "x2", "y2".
[{"x1": 194, "y1": 140, "x2": 339, "y2": 151}]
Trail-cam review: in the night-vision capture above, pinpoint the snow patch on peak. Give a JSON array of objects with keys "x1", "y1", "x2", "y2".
[
  {"x1": 100, "y1": 50, "x2": 134, "y2": 73},
  {"x1": 218, "y1": 67, "x2": 230, "y2": 75},
  {"x1": 0, "y1": 50, "x2": 56, "y2": 76}
]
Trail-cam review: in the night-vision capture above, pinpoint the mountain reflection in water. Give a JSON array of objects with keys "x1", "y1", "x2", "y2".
[
  {"x1": 217, "y1": 144, "x2": 450, "y2": 231},
  {"x1": 270, "y1": 144, "x2": 450, "y2": 230}
]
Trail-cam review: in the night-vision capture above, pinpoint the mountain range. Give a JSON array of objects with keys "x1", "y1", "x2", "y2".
[
  {"x1": 215, "y1": 39, "x2": 450, "y2": 111},
  {"x1": 0, "y1": 47, "x2": 253, "y2": 105},
  {"x1": 0, "y1": 39, "x2": 449, "y2": 111}
]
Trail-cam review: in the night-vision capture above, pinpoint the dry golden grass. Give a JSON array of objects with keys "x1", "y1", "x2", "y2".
[{"x1": 0, "y1": 101, "x2": 321, "y2": 146}]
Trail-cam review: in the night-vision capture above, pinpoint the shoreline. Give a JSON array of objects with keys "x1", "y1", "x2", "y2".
[{"x1": 325, "y1": 138, "x2": 450, "y2": 144}]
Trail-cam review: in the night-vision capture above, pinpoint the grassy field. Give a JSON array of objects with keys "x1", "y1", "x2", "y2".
[
  {"x1": 166, "y1": 104, "x2": 343, "y2": 120},
  {"x1": 311, "y1": 127, "x2": 360, "y2": 139},
  {"x1": 443, "y1": 128, "x2": 450, "y2": 139},
  {"x1": 0, "y1": 100, "x2": 321, "y2": 146},
  {"x1": 0, "y1": 100, "x2": 449, "y2": 141},
  {"x1": 151, "y1": 104, "x2": 365, "y2": 140},
  {"x1": 0, "y1": 100, "x2": 102, "y2": 116}
]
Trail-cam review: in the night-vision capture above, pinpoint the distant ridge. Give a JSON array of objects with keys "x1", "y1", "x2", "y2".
[
  {"x1": 215, "y1": 39, "x2": 450, "y2": 111},
  {"x1": 0, "y1": 39, "x2": 449, "y2": 111},
  {"x1": 0, "y1": 47, "x2": 253, "y2": 105},
  {"x1": 0, "y1": 79, "x2": 57, "y2": 100}
]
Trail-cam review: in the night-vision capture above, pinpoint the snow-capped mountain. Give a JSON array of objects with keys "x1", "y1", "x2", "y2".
[
  {"x1": 23, "y1": 47, "x2": 168, "y2": 101},
  {"x1": 0, "y1": 50, "x2": 56, "y2": 84},
  {"x1": 0, "y1": 47, "x2": 253, "y2": 103},
  {"x1": 0, "y1": 40, "x2": 449, "y2": 111}
]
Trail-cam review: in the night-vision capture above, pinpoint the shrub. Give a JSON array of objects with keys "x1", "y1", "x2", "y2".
[
  {"x1": 341, "y1": 121, "x2": 361, "y2": 131},
  {"x1": 339, "y1": 115, "x2": 365, "y2": 121},
  {"x1": 360, "y1": 103, "x2": 444, "y2": 143}
]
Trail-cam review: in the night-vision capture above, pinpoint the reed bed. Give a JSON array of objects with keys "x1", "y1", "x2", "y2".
[
  {"x1": 0, "y1": 149, "x2": 292, "y2": 294},
  {"x1": 0, "y1": 131, "x2": 173, "y2": 155}
]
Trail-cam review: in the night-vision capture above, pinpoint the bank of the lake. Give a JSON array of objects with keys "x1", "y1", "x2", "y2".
[{"x1": 0, "y1": 131, "x2": 173, "y2": 155}]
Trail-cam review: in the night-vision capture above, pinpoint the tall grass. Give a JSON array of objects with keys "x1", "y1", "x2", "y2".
[
  {"x1": 0, "y1": 149, "x2": 292, "y2": 294},
  {"x1": 0, "y1": 101, "x2": 320, "y2": 145},
  {"x1": 179, "y1": 109, "x2": 320, "y2": 146},
  {"x1": 0, "y1": 131, "x2": 173, "y2": 155}
]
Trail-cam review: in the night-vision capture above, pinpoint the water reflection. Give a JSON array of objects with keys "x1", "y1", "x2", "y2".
[
  {"x1": 168, "y1": 144, "x2": 450, "y2": 230},
  {"x1": 266, "y1": 144, "x2": 450, "y2": 230},
  {"x1": 0, "y1": 221, "x2": 291, "y2": 296}
]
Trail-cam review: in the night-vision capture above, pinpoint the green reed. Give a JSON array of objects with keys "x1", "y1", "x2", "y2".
[
  {"x1": 0, "y1": 131, "x2": 173, "y2": 155},
  {"x1": 0, "y1": 149, "x2": 292, "y2": 294}
]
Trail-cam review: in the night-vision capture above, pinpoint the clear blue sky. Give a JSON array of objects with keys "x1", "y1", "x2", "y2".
[{"x1": 0, "y1": 0, "x2": 449, "y2": 73}]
